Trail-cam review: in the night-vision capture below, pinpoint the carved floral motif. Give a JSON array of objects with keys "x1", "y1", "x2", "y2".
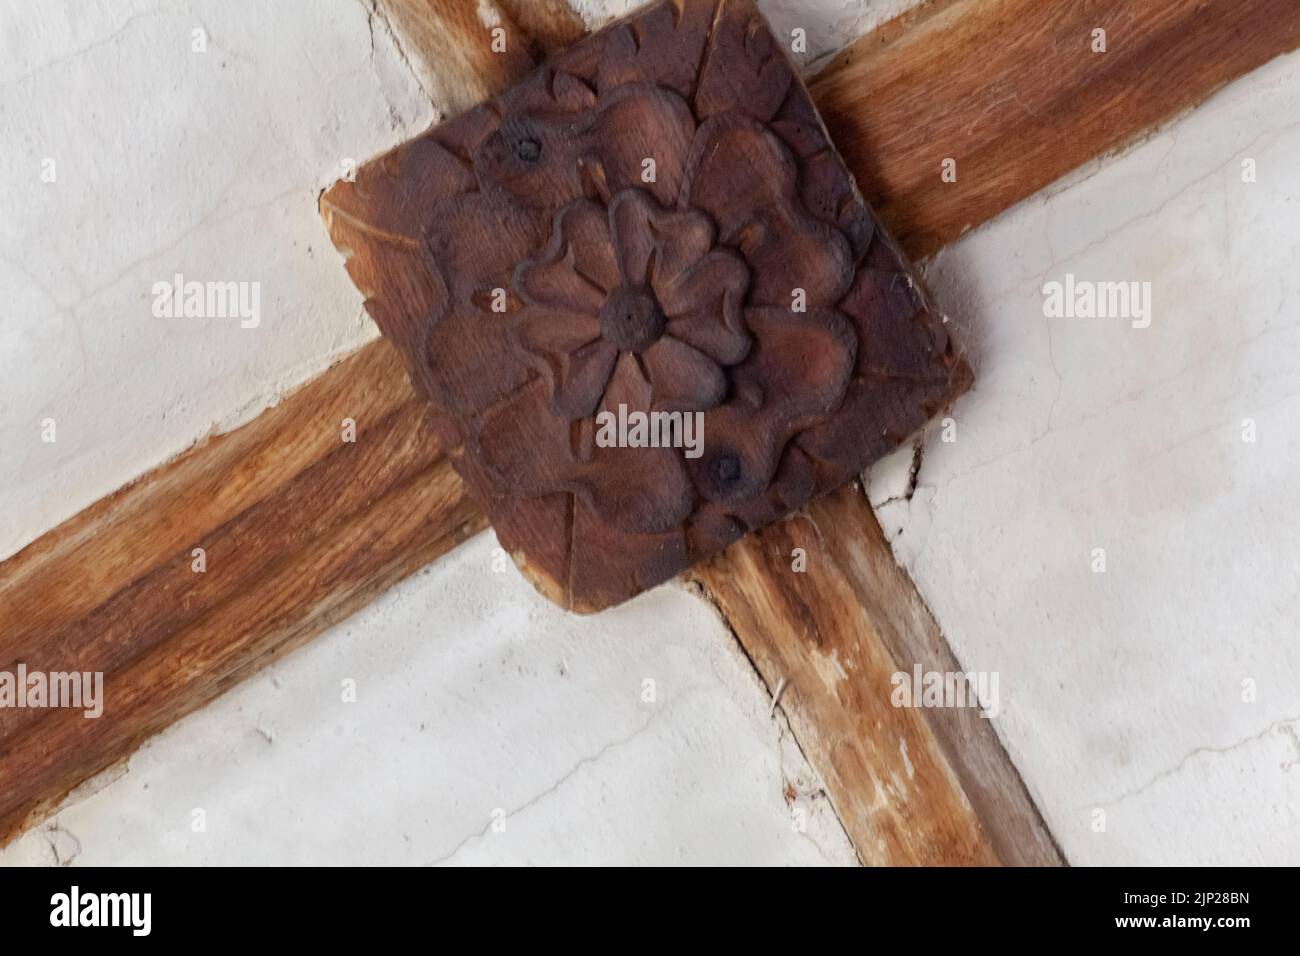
[{"x1": 322, "y1": 0, "x2": 970, "y2": 610}]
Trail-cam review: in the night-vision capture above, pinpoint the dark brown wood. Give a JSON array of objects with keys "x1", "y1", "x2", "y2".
[
  {"x1": 323, "y1": 0, "x2": 969, "y2": 612},
  {"x1": 4, "y1": 0, "x2": 1297, "y2": 855}
]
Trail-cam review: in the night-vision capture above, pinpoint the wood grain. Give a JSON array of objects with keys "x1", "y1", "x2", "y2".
[
  {"x1": 370, "y1": 0, "x2": 534, "y2": 113},
  {"x1": 0, "y1": 341, "x2": 485, "y2": 843},
  {"x1": 811, "y1": 0, "x2": 1300, "y2": 258},
  {"x1": 691, "y1": 483, "x2": 1058, "y2": 865},
  {"x1": 4, "y1": 0, "x2": 1297, "y2": 854}
]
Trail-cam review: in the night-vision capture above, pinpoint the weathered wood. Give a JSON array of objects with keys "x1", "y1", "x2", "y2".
[
  {"x1": 367, "y1": 0, "x2": 549, "y2": 113},
  {"x1": 324, "y1": 0, "x2": 969, "y2": 612},
  {"x1": 691, "y1": 483, "x2": 1058, "y2": 865},
  {"x1": 4, "y1": 0, "x2": 1297, "y2": 855}
]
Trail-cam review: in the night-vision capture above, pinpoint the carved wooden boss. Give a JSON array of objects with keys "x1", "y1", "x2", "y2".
[{"x1": 323, "y1": 0, "x2": 970, "y2": 611}]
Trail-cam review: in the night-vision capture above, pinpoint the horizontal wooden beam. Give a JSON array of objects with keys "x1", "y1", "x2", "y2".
[{"x1": 4, "y1": 0, "x2": 1297, "y2": 856}]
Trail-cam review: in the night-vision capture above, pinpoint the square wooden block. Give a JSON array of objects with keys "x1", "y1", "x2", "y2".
[{"x1": 322, "y1": 0, "x2": 970, "y2": 612}]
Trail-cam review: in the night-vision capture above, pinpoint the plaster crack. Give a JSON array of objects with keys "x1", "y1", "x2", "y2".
[
  {"x1": 874, "y1": 438, "x2": 926, "y2": 508},
  {"x1": 424, "y1": 701, "x2": 678, "y2": 866},
  {"x1": 2, "y1": 10, "x2": 162, "y2": 91},
  {"x1": 1099, "y1": 713, "x2": 1300, "y2": 808}
]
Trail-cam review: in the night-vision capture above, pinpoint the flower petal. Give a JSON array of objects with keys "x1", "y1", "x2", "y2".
[
  {"x1": 682, "y1": 115, "x2": 854, "y2": 307},
  {"x1": 588, "y1": 85, "x2": 695, "y2": 207},
  {"x1": 515, "y1": 199, "x2": 615, "y2": 313},
  {"x1": 513, "y1": 308, "x2": 602, "y2": 356},
  {"x1": 796, "y1": 253, "x2": 971, "y2": 476},
  {"x1": 770, "y1": 90, "x2": 876, "y2": 262},
  {"x1": 609, "y1": 189, "x2": 715, "y2": 290},
  {"x1": 738, "y1": 306, "x2": 857, "y2": 416},
  {"x1": 842, "y1": 237, "x2": 937, "y2": 377},
  {"x1": 687, "y1": 305, "x2": 856, "y2": 504},
  {"x1": 600, "y1": 350, "x2": 653, "y2": 413},
  {"x1": 573, "y1": 443, "x2": 695, "y2": 536},
  {"x1": 659, "y1": 248, "x2": 751, "y2": 365},
  {"x1": 471, "y1": 368, "x2": 695, "y2": 538},
  {"x1": 666, "y1": 312, "x2": 750, "y2": 367},
  {"x1": 641, "y1": 336, "x2": 727, "y2": 413},
  {"x1": 597, "y1": 1, "x2": 715, "y2": 98},
  {"x1": 607, "y1": 190, "x2": 656, "y2": 287},
  {"x1": 560, "y1": 201, "x2": 620, "y2": 294},
  {"x1": 472, "y1": 378, "x2": 581, "y2": 500},
  {"x1": 548, "y1": 339, "x2": 619, "y2": 420},
  {"x1": 566, "y1": 356, "x2": 694, "y2": 533},
  {"x1": 693, "y1": 0, "x2": 793, "y2": 124}
]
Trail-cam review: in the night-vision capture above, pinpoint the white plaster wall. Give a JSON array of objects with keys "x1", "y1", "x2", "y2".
[
  {"x1": 0, "y1": 0, "x2": 433, "y2": 560},
  {"x1": 1, "y1": 534, "x2": 853, "y2": 866},
  {"x1": 868, "y1": 50, "x2": 1300, "y2": 865}
]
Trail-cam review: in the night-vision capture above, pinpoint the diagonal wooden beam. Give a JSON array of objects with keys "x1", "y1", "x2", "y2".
[
  {"x1": 3, "y1": 0, "x2": 1297, "y2": 856},
  {"x1": 693, "y1": 482, "x2": 1059, "y2": 864},
  {"x1": 810, "y1": 0, "x2": 1300, "y2": 259},
  {"x1": 705, "y1": 0, "x2": 1300, "y2": 866}
]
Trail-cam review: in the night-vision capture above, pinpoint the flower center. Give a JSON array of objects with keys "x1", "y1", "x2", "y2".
[
  {"x1": 516, "y1": 136, "x2": 542, "y2": 163},
  {"x1": 600, "y1": 286, "x2": 666, "y2": 353}
]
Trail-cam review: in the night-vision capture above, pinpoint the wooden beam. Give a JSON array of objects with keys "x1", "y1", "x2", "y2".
[
  {"x1": 691, "y1": 483, "x2": 1057, "y2": 865},
  {"x1": 702, "y1": 0, "x2": 1300, "y2": 866},
  {"x1": 4, "y1": 0, "x2": 1297, "y2": 855},
  {"x1": 812, "y1": 0, "x2": 1300, "y2": 258},
  {"x1": 0, "y1": 341, "x2": 485, "y2": 843}
]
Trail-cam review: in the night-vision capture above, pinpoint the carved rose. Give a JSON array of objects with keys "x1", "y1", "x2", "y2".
[
  {"x1": 512, "y1": 188, "x2": 751, "y2": 419},
  {"x1": 327, "y1": 0, "x2": 969, "y2": 610},
  {"x1": 458, "y1": 82, "x2": 858, "y2": 538}
]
